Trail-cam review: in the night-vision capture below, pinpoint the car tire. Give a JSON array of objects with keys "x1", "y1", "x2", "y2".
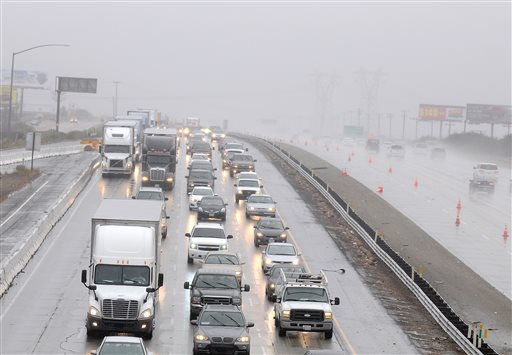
[
  {"x1": 235, "y1": 197, "x2": 239, "y2": 204},
  {"x1": 245, "y1": 212, "x2": 249, "y2": 219},
  {"x1": 274, "y1": 316, "x2": 279, "y2": 328},
  {"x1": 187, "y1": 256, "x2": 194, "y2": 264},
  {"x1": 189, "y1": 312, "x2": 196, "y2": 321},
  {"x1": 162, "y1": 231, "x2": 167, "y2": 239},
  {"x1": 143, "y1": 330, "x2": 153, "y2": 340},
  {"x1": 325, "y1": 329, "x2": 333, "y2": 339},
  {"x1": 86, "y1": 328, "x2": 97, "y2": 337},
  {"x1": 254, "y1": 238, "x2": 259, "y2": 247},
  {"x1": 278, "y1": 325, "x2": 286, "y2": 337}
]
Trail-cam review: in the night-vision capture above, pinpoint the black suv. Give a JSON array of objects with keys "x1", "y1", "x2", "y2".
[
  {"x1": 190, "y1": 142, "x2": 214, "y2": 158},
  {"x1": 191, "y1": 305, "x2": 254, "y2": 355},
  {"x1": 198, "y1": 196, "x2": 228, "y2": 221},
  {"x1": 186, "y1": 169, "x2": 216, "y2": 193},
  {"x1": 184, "y1": 269, "x2": 250, "y2": 320},
  {"x1": 229, "y1": 154, "x2": 256, "y2": 177},
  {"x1": 253, "y1": 217, "x2": 289, "y2": 246}
]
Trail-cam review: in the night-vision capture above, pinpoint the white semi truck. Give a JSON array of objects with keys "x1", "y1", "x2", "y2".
[
  {"x1": 81, "y1": 199, "x2": 165, "y2": 339},
  {"x1": 101, "y1": 121, "x2": 135, "y2": 176},
  {"x1": 114, "y1": 117, "x2": 143, "y2": 162}
]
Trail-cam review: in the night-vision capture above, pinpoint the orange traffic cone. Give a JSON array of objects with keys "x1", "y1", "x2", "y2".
[
  {"x1": 455, "y1": 215, "x2": 460, "y2": 226},
  {"x1": 348, "y1": 155, "x2": 351, "y2": 162},
  {"x1": 414, "y1": 178, "x2": 419, "y2": 188},
  {"x1": 456, "y1": 199, "x2": 462, "y2": 211},
  {"x1": 503, "y1": 225, "x2": 509, "y2": 239},
  {"x1": 377, "y1": 185, "x2": 384, "y2": 193},
  {"x1": 368, "y1": 157, "x2": 372, "y2": 164},
  {"x1": 388, "y1": 166, "x2": 393, "y2": 174}
]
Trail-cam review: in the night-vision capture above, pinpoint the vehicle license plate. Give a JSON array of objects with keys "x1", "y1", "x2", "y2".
[{"x1": 303, "y1": 325, "x2": 312, "y2": 331}]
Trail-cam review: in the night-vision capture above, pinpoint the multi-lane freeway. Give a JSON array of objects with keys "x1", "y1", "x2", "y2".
[{"x1": 0, "y1": 139, "x2": 439, "y2": 354}]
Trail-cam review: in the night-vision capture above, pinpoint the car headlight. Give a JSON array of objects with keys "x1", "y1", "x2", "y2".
[
  {"x1": 235, "y1": 271, "x2": 241, "y2": 276},
  {"x1": 126, "y1": 161, "x2": 133, "y2": 169},
  {"x1": 195, "y1": 334, "x2": 209, "y2": 341},
  {"x1": 89, "y1": 306, "x2": 100, "y2": 316},
  {"x1": 324, "y1": 312, "x2": 332, "y2": 319},
  {"x1": 166, "y1": 177, "x2": 174, "y2": 182},
  {"x1": 268, "y1": 207, "x2": 275, "y2": 211},
  {"x1": 140, "y1": 308, "x2": 152, "y2": 319},
  {"x1": 248, "y1": 165, "x2": 253, "y2": 169},
  {"x1": 223, "y1": 159, "x2": 227, "y2": 163},
  {"x1": 280, "y1": 233, "x2": 287, "y2": 238},
  {"x1": 265, "y1": 258, "x2": 272, "y2": 265},
  {"x1": 220, "y1": 244, "x2": 228, "y2": 250},
  {"x1": 190, "y1": 183, "x2": 195, "y2": 187},
  {"x1": 237, "y1": 190, "x2": 243, "y2": 194},
  {"x1": 292, "y1": 259, "x2": 299, "y2": 265},
  {"x1": 236, "y1": 336, "x2": 250, "y2": 343},
  {"x1": 142, "y1": 176, "x2": 149, "y2": 182},
  {"x1": 190, "y1": 243, "x2": 198, "y2": 249},
  {"x1": 232, "y1": 297, "x2": 241, "y2": 304},
  {"x1": 282, "y1": 310, "x2": 290, "y2": 318},
  {"x1": 234, "y1": 165, "x2": 238, "y2": 168},
  {"x1": 270, "y1": 283, "x2": 275, "y2": 289},
  {"x1": 221, "y1": 208, "x2": 226, "y2": 212},
  {"x1": 256, "y1": 232, "x2": 263, "y2": 237},
  {"x1": 249, "y1": 207, "x2": 255, "y2": 211},
  {"x1": 198, "y1": 207, "x2": 203, "y2": 212},
  {"x1": 191, "y1": 296, "x2": 201, "y2": 304}
]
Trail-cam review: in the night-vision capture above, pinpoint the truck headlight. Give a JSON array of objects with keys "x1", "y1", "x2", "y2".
[
  {"x1": 140, "y1": 308, "x2": 152, "y2": 319},
  {"x1": 166, "y1": 177, "x2": 174, "y2": 182},
  {"x1": 270, "y1": 283, "x2": 275, "y2": 289},
  {"x1": 292, "y1": 259, "x2": 299, "y2": 265},
  {"x1": 89, "y1": 306, "x2": 100, "y2": 317},
  {"x1": 282, "y1": 310, "x2": 290, "y2": 318},
  {"x1": 249, "y1": 207, "x2": 255, "y2": 211},
  {"x1": 190, "y1": 243, "x2": 198, "y2": 249},
  {"x1": 221, "y1": 208, "x2": 226, "y2": 213},
  {"x1": 265, "y1": 258, "x2": 272, "y2": 265},
  {"x1": 268, "y1": 207, "x2": 275, "y2": 211},
  {"x1": 232, "y1": 297, "x2": 241, "y2": 304},
  {"x1": 236, "y1": 336, "x2": 250, "y2": 343},
  {"x1": 198, "y1": 207, "x2": 203, "y2": 212},
  {"x1": 220, "y1": 244, "x2": 228, "y2": 250},
  {"x1": 256, "y1": 232, "x2": 263, "y2": 237},
  {"x1": 235, "y1": 271, "x2": 241, "y2": 276},
  {"x1": 142, "y1": 176, "x2": 149, "y2": 182},
  {"x1": 249, "y1": 165, "x2": 253, "y2": 169},
  {"x1": 191, "y1": 296, "x2": 201, "y2": 304},
  {"x1": 101, "y1": 160, "x2": 107, "y2": 168},
  {"x1": 237, "y1": 190, "x2": 243, "y2": 194},
  {"x1": 126, "y1": 161, "x2": 133, "y2": 169},
  {"x1": 324, "y1": 312, "x2": 332, "y2": 319},
  {"x1": 195, "y1": 334, "x2": 209, "y2": 341},
  {"x1": 234, "y1": 165, "x2": 238, "y2": 168},
  {"x1": 280, "y1": 233, "x2": 287, "y2": 238}
]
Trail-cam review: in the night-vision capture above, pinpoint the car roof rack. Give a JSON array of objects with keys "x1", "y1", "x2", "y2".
[{"x1": 280, "y1": 269, "x2": 328, "y2": 286}]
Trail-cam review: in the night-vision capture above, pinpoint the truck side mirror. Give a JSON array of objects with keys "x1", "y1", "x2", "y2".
[
  {"x1": 185, "y1": 176, "x2": 189, "y2": 178},
  {"x1": 166, "y1": 215, "x2": 170, "y2": 219},
  {"x1": 243, "y1": 284, "x2": 250, "y2": 292},
  {"x1": 253, "y1": 159, "x2": 257, "y2": 162},
  {"x1": 332, "y1": 297, "x2": 340, "y2": 305},
  {"x1": 158, "y1": 273, "x2": 164, "y2": 288},
  {"x1": 164, "y1": 197, "x2": 169, "y2": 201},
  {"x1": 260, "y1": 185, "x2": 264, "y2": 188},
  {"x1": 227, "y1": 235, "x2": 233, "y2": 239},
  {"x1": 131, "y1": 196, "x2": 136, "y2": 199},
  {"x1": 233, "y1": 184, "x2": 237, "y2": 187},
  {"x1": 247, "y1": 322, "x2": 255, "y2": 328},
  {"x1": 185, "y1": 233, "x2": 191, "y2": 237},
  {"x1": 190, "y1": 320, "x2": 198, "y2": 325},
  {"x1": 285, "y1": 227, "x2": 290, "y2": 230},
  {"x1": 245, "y1": 148, "x2": 249, "y2": 151},
  {"x1": 184, "y1": 281, "x2": 190, "y2": 289},
  {"x1": 81, "y1": 270, "x2": 87, "y2": 284}
]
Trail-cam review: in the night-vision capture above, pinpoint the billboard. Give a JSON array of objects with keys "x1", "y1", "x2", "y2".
[
  {"x1": 0, "y1": 85, "x2": 17, "y2": 108},
  {"x1": 466, "y1": 104, "x2": 512, "y2": 124},
  {"x1": 1, "y1": 69, "x2": 47, "y2": 89},
  {"x1": 419, "y1": 104, "x2": 465, "y2": 121},
  {"x1": 343, "y1": 125, "x2": 364, "y2": 137},
  {"x1": 57, "y1": 77, "x2": 97, "y2": 93}
]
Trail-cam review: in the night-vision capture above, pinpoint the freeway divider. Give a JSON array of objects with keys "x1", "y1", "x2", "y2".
[
  {"x1": 0, "y1": 154, "x2": 100, "y2": 297},
  {"x1": 240, "y1": 134, "x2": 498, "y2": 355}
]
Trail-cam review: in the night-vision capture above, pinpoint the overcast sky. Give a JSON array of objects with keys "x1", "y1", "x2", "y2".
[{"x1": 1, "y1": 1, "x2": 510, "y2": 134}]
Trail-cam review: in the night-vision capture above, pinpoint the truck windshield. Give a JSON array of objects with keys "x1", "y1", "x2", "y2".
[
  {"x1": 195, "y1": 274, "x2": 238, "y2": 289},
  {"x1": 226, "y1": 143, "x2": 244, "y2": 150},
  {"x1": 238, "y1": 180, "x2": 259, "y2": 187},
  {"x1": 95, "y1": 265, "x2": 150, "y2": 286},
  {"x1": 136, "y1": 191, "x2": 163, "y2": 201},
  {"x1": 104, "y1": 145, "x2": 130, "y2": 154},
  {"x1": 233, "y1": 155, "x2": 253, "y2": 161},
  {"x1": 190, "y1": 171, "x2": 212, "y2": 180},
  {"x1": 147, "y1": 155, "x2": 170, "y2": 164},
  {"x1": 283, "y1": 287, "x2": 329, "y2": 303},
  {"x1": 192, "y1": 228, "x2": 225, "y2": 239}
]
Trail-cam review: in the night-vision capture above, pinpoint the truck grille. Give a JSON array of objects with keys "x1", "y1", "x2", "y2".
[
  {"x1": 202, "y1": 296, "x2": 232, "y2": 305},
  {"x1": 211, "y1": 337, "x2": 234, "y2": 343},
  {"x1": 198, "y1": 244, "x2": 220, "y2": 251},
  {"x1": 102, "y1": 299, "x2": 139, "y2": 320},
  {"x1": 109, "y1": 159, "x2": 123, "y2": 168},
  {"x1": 150, "y1": 168, "x2": 165, "y2": 181},
  {"x1": 290, "y1": 309, "x2": 324, "y2": 322}
]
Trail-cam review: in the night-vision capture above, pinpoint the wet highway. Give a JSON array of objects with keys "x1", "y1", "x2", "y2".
[
  {"x1": 278, "y1": 135, "x2": 511, "y2": 299},
  {"x1": 0, "y1": 139, "x2": 419, "y2": 354}
]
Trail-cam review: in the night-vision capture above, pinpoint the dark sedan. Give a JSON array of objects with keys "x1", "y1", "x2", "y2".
[
  {"x1": 191, "y1": 305, "x2": 254, "y2": 355},
  {"x1": 253, "y1": 217, "x2": 289, "y2": 246},
  {"x1": 197, "y1": 196, "x2": 227, "y2": 221}
]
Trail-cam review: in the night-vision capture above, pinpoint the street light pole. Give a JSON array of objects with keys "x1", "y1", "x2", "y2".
[
  {"x1": 6, "y1": 44, "x2": 69, "y2": 135},
  {"x1": 401, "y1": 110, "x2": 407, "y2": 140},
  {"x1": 113, "y1": 81, "x2": 120, "y2": 117}
]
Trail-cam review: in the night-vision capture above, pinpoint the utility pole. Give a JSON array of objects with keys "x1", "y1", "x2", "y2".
[
  {"x1": 311, "y1": 73, "x2": 341, "y2": 135},
  {"x1": 401, "y1": 110, "x2": 407, "y2": 140},
  {"x1": 113, "y1": 81, "x2": 120, "y2": 117},
  {"x1": 388, "y1": 113, "x2": 393, "y2": 138},
  {"x1": 354, "y1": 68, "x2": 386, "y2": 134}
]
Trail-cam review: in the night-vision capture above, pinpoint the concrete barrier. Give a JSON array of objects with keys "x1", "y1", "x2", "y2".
[{"x1": 0, "y1": 154, "x2": 100, "y2": 296}]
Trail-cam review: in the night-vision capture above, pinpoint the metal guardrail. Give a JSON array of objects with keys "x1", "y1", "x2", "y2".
[
  {"x1": 0, "y1": 144, "x2": 83, "y2": 166},
  {"x1": 256, "y1": 137, "x2": 498, "y2": 355}
]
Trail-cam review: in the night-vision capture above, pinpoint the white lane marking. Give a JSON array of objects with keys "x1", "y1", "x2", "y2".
[
  {"x1": 0, "y1": 180, "x2": 50, "y2": 228},
  {"x1": 0, "y1": 174, "x2": 98, "y2": 321}
]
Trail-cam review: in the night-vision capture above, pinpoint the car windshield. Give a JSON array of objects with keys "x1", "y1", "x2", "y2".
[
  {"x1": 283, "y1": 287, "x2": 329, "y2": 303},
  {"x1": 391, "y1": 145, "x2": 403, "y2": 150},
  {"x1": 238, "y1": 180, "x2": 259, "y2": 187},
  {"x1": 95, "y1": 265, "x2": 150, "y2": 286},
  {"x1": 192, "y1": 154, "x2": 209, "y2": 160},
  {"x1": 99, "y1": 342, "x2": 145, "y2": 355},
  {"x1": 191, "y1": 162, "x2": 212, "y2": 170},
  {"x1": 226, "y1": 143, "x2": 244, "y2": 150},
  {"x1": 239, "y1": 173, "x2": 258, "y2": 179},
  {"x1": 136, "y1": 191, "x2": 163, "y2": 201},
  {"x1": 270, "y1": 266, "x2": 304, "y2": 278},
  {"x1": 192, "y1": 143, "x2": 210, "y2": 150},
  {"x1": 192, "y1": 188, "x2": 213, "y2": 196},
  {"x1": 192, "y1": 227, "x2": 225, "y2": 239},
  {"x1": 195, "y1": 274, "x2": 238, "y2": 289},
  {"x1": 200, "y1": 198, "x2": 224, "y2": 207},
  {"x1": 104, "y1": 145, "x2": 130, "y2": 154},
  {"x1": 249, "y1": 196, "x2": 273, "y2": 204},
  {"x1": 205, "y1": 254, "x2": 240, "y2": 265},
  {"x1": 190, "y1": 171, "x2": 212, "y2": 180},
  {"x1": 259, "y1": 219, "x2": 283, "y2": 229},
  {"x1": 267, "y1": 244, "x2": 296, "y2": 256},
  {"x1": 479, "y1": 164, "x2": 498, "y2": 170},
  {"x1": 199, "y1": 311, "x2": 244, "y2": 327},
  {"x1": 147, "y1": 155, "x2": 170, "y2": 164},
  {"x1": 233, "y1": 155, "x2": 253, "y2": 161}
]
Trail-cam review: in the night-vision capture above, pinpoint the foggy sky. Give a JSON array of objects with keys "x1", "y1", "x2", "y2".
[{"x1": 2, "y1": 1, "x2": 511, "y2": 133}]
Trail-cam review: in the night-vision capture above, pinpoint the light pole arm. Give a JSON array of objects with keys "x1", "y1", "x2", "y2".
[{"x1": 14, "y1": 43, "x2": 69, "y2": 56}]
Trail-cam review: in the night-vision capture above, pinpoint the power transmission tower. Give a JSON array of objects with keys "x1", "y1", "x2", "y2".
[
  {"x1": 354, "y1": 69, "x2": 386, "y2": 134},
  {"x1": 311, "y1": 72, "x2": 342, "y2": 135}
]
